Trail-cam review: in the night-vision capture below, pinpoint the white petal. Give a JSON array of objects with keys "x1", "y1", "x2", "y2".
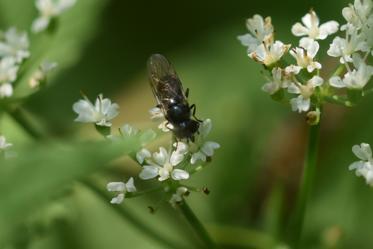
[
  {"x1": 300, "y1": 38, "x2": 319, "y2": 58},
  {"x1": 349, "y1": 161, "x2": 365, "y2": 171},
  {"x1": 149, "y1": 107, "x2": 164, "y2": 120},
  {"x1": 191, "y1": 151, "x2": 207, "y2": 164},
  {"x1": 318, "y1": 21, "x2": 339, "y2": 39},
  {"x1": 329, "y1": 76, "x2": 346, "y2": 88},
  {"x1": 352, "y1": 143, "x2": 372, "y2": 161},
  {"x1": 125, "y1": 177, "x2": 137, "y2": 192},
  {"x1": 153, "y1": 147, "x2": 168, "y2": 166},
  {"x1": 199, "y1": 119, "x2": 212, "y2": 138},
  {"x1": 72, "y1": 99, "x2": 97, "y2": 123},
  {"x1": 291, "y1": 22, "x2": 309, "y2": 37},
  {"x1": 287, "y1": 83, "x2": 301, "y2": 94},
  {"x1": 201, "y1": 141, "x2": 220, "y2": 157},
  {"x1": 158, "y1": 167, "x2": 170, "y2": 181},
  {"x1": 107, "y1": 182, "x2": 125, "y2": 192},
  {"x1": 262, "y1": 82, "x2": 279, "y2": 94},
  {"x1": 173, "y1": 142, "x2": 189, "y2": 154},
  {"x1": 171, "y1": 169, "x2": 190, "y2": 180},
  {"x1": 136, "y1": 148, "x2": 151, "y2": 164},
  {"x1": 0, "y1": 83, "x2": 13, "y2": 98},
  {"x1": 170, "y1": 151, "x2": 184, "y2": 166},
  {"x1": 32, "y1": 16, "x2": 50, "y2": 33},
  {"x1": 121, "y1": 124, "x2": 138, "y2": 136},
  {"x1": 139, "y1": 166, "x2": 159, "y2": 180},
  {"x1": 309, "y1": 76, "x2": 324, "y2": 87},
  {"x1": 110, "y1": 193, "x2": 125, "y2": 204}
]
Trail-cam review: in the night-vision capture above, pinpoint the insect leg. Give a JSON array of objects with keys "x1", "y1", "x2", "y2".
[
  {"x1": 190, "y1": 104, "x2": 203, "y2": 122},
  {"x1": 185, "y1": 88, "x2": 189, "y2": 98}
]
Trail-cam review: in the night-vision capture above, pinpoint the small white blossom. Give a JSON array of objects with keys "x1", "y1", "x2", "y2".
[
  {"x1": 290, "y1": 38, "x2": 322, "y2": 72},
  {"x1": 107, "y1": 177, "x2": 136, "y2": 204},
  {"x1": 29, "y1": 61, "x2": 58, "y2": 88},
  {"x1": 190, "y1": 119, "x2": 220, "y2": 164},
  {"x1": 251, "y1": 40, "x2": 290, "y2": 66},
  {"x1": 32, "y1": 0, "x2": 76, "y2": 33},
  {"x1": 136, "y1": 148, "x2": 151, "y2": 164},
  {"x1": 329, "y1": 57, "x2": 373, "y2": 89},
  {"x1": 169, "y1": 187, "x2": 189, "y2": 207},
  {"x1": 158, "y1": 120, "x2": 173, "y2": 132},
  {"x1": 120, "y1": 124, "x2": 139, "y2": 136},
  {"x1": 73, "y1": 94, "x2": 119, "y2": 127},
  {"x1": 149, "y1": 107, "x2": 164, "y2": 120},
  {"x1": 0, "y1": 57, "x2": 19, "y2": 84},
  {"x1": 0, "y1": 28, "x2": 30, "y2": 63},
  {"x1": 327, "y1": 31, "x2": 369, "y2": 63},
  {"x1": 288, "y1": 76, "x2": 324, "y2": 113},
  {"x1": 262, "y1": 67, "x2": 294, "y2": 95},
  {"x1": 0, "y1": 135, "x2": 12, "y2": 151},
  {"x1": 139, "y1": 147, "x2": 189, "y2": 181},
  {"x1": 0, "y1": 83, "x2": 13, "y2": 98},
  {"x1": 237, "y1": 15, "x2": 274, "y2": 53},
  {"x1": 341, "y1": 0, "x2": 372, "y2": 31},
  {"x1": 291, "y1": 10, "x2": 339, "y2": 40},
  {"x1": 349, "y1": 143, "x2": 373, "y2": 186}
]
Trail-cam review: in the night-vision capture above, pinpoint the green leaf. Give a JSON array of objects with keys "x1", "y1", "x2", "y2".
[{"x1": 0, "y1": 138, "x2": 140, "y2": 245}]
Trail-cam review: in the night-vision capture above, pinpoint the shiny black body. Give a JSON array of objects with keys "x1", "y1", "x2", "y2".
[{"x1": 147, "y1": 54, "x2": 200, "y2": 140}]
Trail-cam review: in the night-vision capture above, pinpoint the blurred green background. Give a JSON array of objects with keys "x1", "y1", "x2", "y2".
[{"x1": 1, "y1": 0, "x2": 373, "y2": 248}]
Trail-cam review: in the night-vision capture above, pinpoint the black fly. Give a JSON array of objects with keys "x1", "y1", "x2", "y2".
[{"x1": 147, "y1": 54, "x2": 201, "y2": 141}]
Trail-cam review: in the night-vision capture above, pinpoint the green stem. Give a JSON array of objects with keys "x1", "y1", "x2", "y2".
[
  {"x1": 178, "y1": 200, "x2": 217, "y2": 249},
  {"x1": 288, "y1": 122, "x2": 321, "y2": 248},
  {"x1": 84, "y1": 180, "x2": 188, "y2": 249},
  {"x1": 5, "y1": 107, "x2": 45, "y2": 140}
]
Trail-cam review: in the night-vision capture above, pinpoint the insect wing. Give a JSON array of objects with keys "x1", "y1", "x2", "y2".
[{"x1": 147, "y1": 54, "x2": 187, "y2": 108}]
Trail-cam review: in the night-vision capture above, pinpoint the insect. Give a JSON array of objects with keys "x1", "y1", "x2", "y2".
[{"x1": 147, "y1": 54, "x2": 201, "y2": 141}]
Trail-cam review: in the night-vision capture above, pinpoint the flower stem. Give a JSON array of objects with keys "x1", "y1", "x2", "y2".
[
  {"x1": 178, "y1": 200, "x2": 217, "y2": 249},
  {"x1": 287, "y1": 122, "x2": 320, "y2": 248}
]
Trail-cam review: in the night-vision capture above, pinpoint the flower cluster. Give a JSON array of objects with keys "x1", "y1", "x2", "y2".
[
  {"x1": 0, "y1": 28, "x2": 30, "y2": 98},
  {"x1": 73, "y1": 94, "x2": 220, "y2": 207},
  {"x1": 32, "y1": 0, "x2": 76, "y2": 33},
  {"x1": 349, "y1": 143, "x2": 373, "y2": 186},
  {"x1": 0, "y1": 0, "x2": 75, "y2": 98},
  {"x1": 238, "y1": 0, "x2": 373, "y2": 122}
]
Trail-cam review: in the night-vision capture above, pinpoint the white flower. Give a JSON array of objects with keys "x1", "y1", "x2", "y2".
[
  {"x1": 0, "y1": 57, "x2": 19, "y2": 84},
  {"x1": 158, "y1": 120, "x2": 174, "y2": 132},
  {"x1": 73, "y1": 94, "x2": 119, "y2": 127},
  {"x1": 169, "y1": 187, "x2": 189, "y2": 207},
  {"x1": 190, "y1": 119, "x2": 220, "y2": 164},
  {"x1": 291, "y1": 10, "x2": 339, "y2": 40},
  {"x1": 329, "y1": 58, "x2": 373, "y2": 89},
  {"x1": 0, "y1": 135, "x2": 12, "y2": 151},
  {"x1": 107, "y1": 177, "x2": 136, "y2": 204},
  {"x1": 0, "y1": 28, "x2": 30, "y2": 63},
  {"x1": 349, "y1": 143, "x2": 373, "y2": 186},
  {"x1": 29, "y1": 60, "x2": 58, "y2": 88},
  {"x1": 120, "y1": 124, "x2": 139, "y2": 136},
  {"x1": 32, "y1": 0, "x2": 76, "y2": 33},
  {"x1": 288, "y1": 76, "x2": 324, "y2": 113},
  {"x1": 290, "y1": 38, "x2": 322, "y2": 72},
  {"x1": 341, "y1": 0, "x2": 372, "y2": 31},
  {"x1": 0, "y1": 83, "x2": 13, "y2": 98},
  {"x1": 327, "y1": 32, "x2": 369, "y2": 63},
  {"x1": 262, "y1": 67, "x2": 294, "y2": 95},
  {"x1": 237, "y1": 15, "x2": 274, "y2": 53},
  {"x1": 251, "y1": 41, "x2": 290, "y2": 66},
  {"x1": 139, "y1": 147, "x2": 189, "y2": 181},
  {"x1": 149, "y1": 107, "x2": 164, "y2": 120},
  {"x1": 136, "y1": 148, "x2": 151, "y2": 164}
]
